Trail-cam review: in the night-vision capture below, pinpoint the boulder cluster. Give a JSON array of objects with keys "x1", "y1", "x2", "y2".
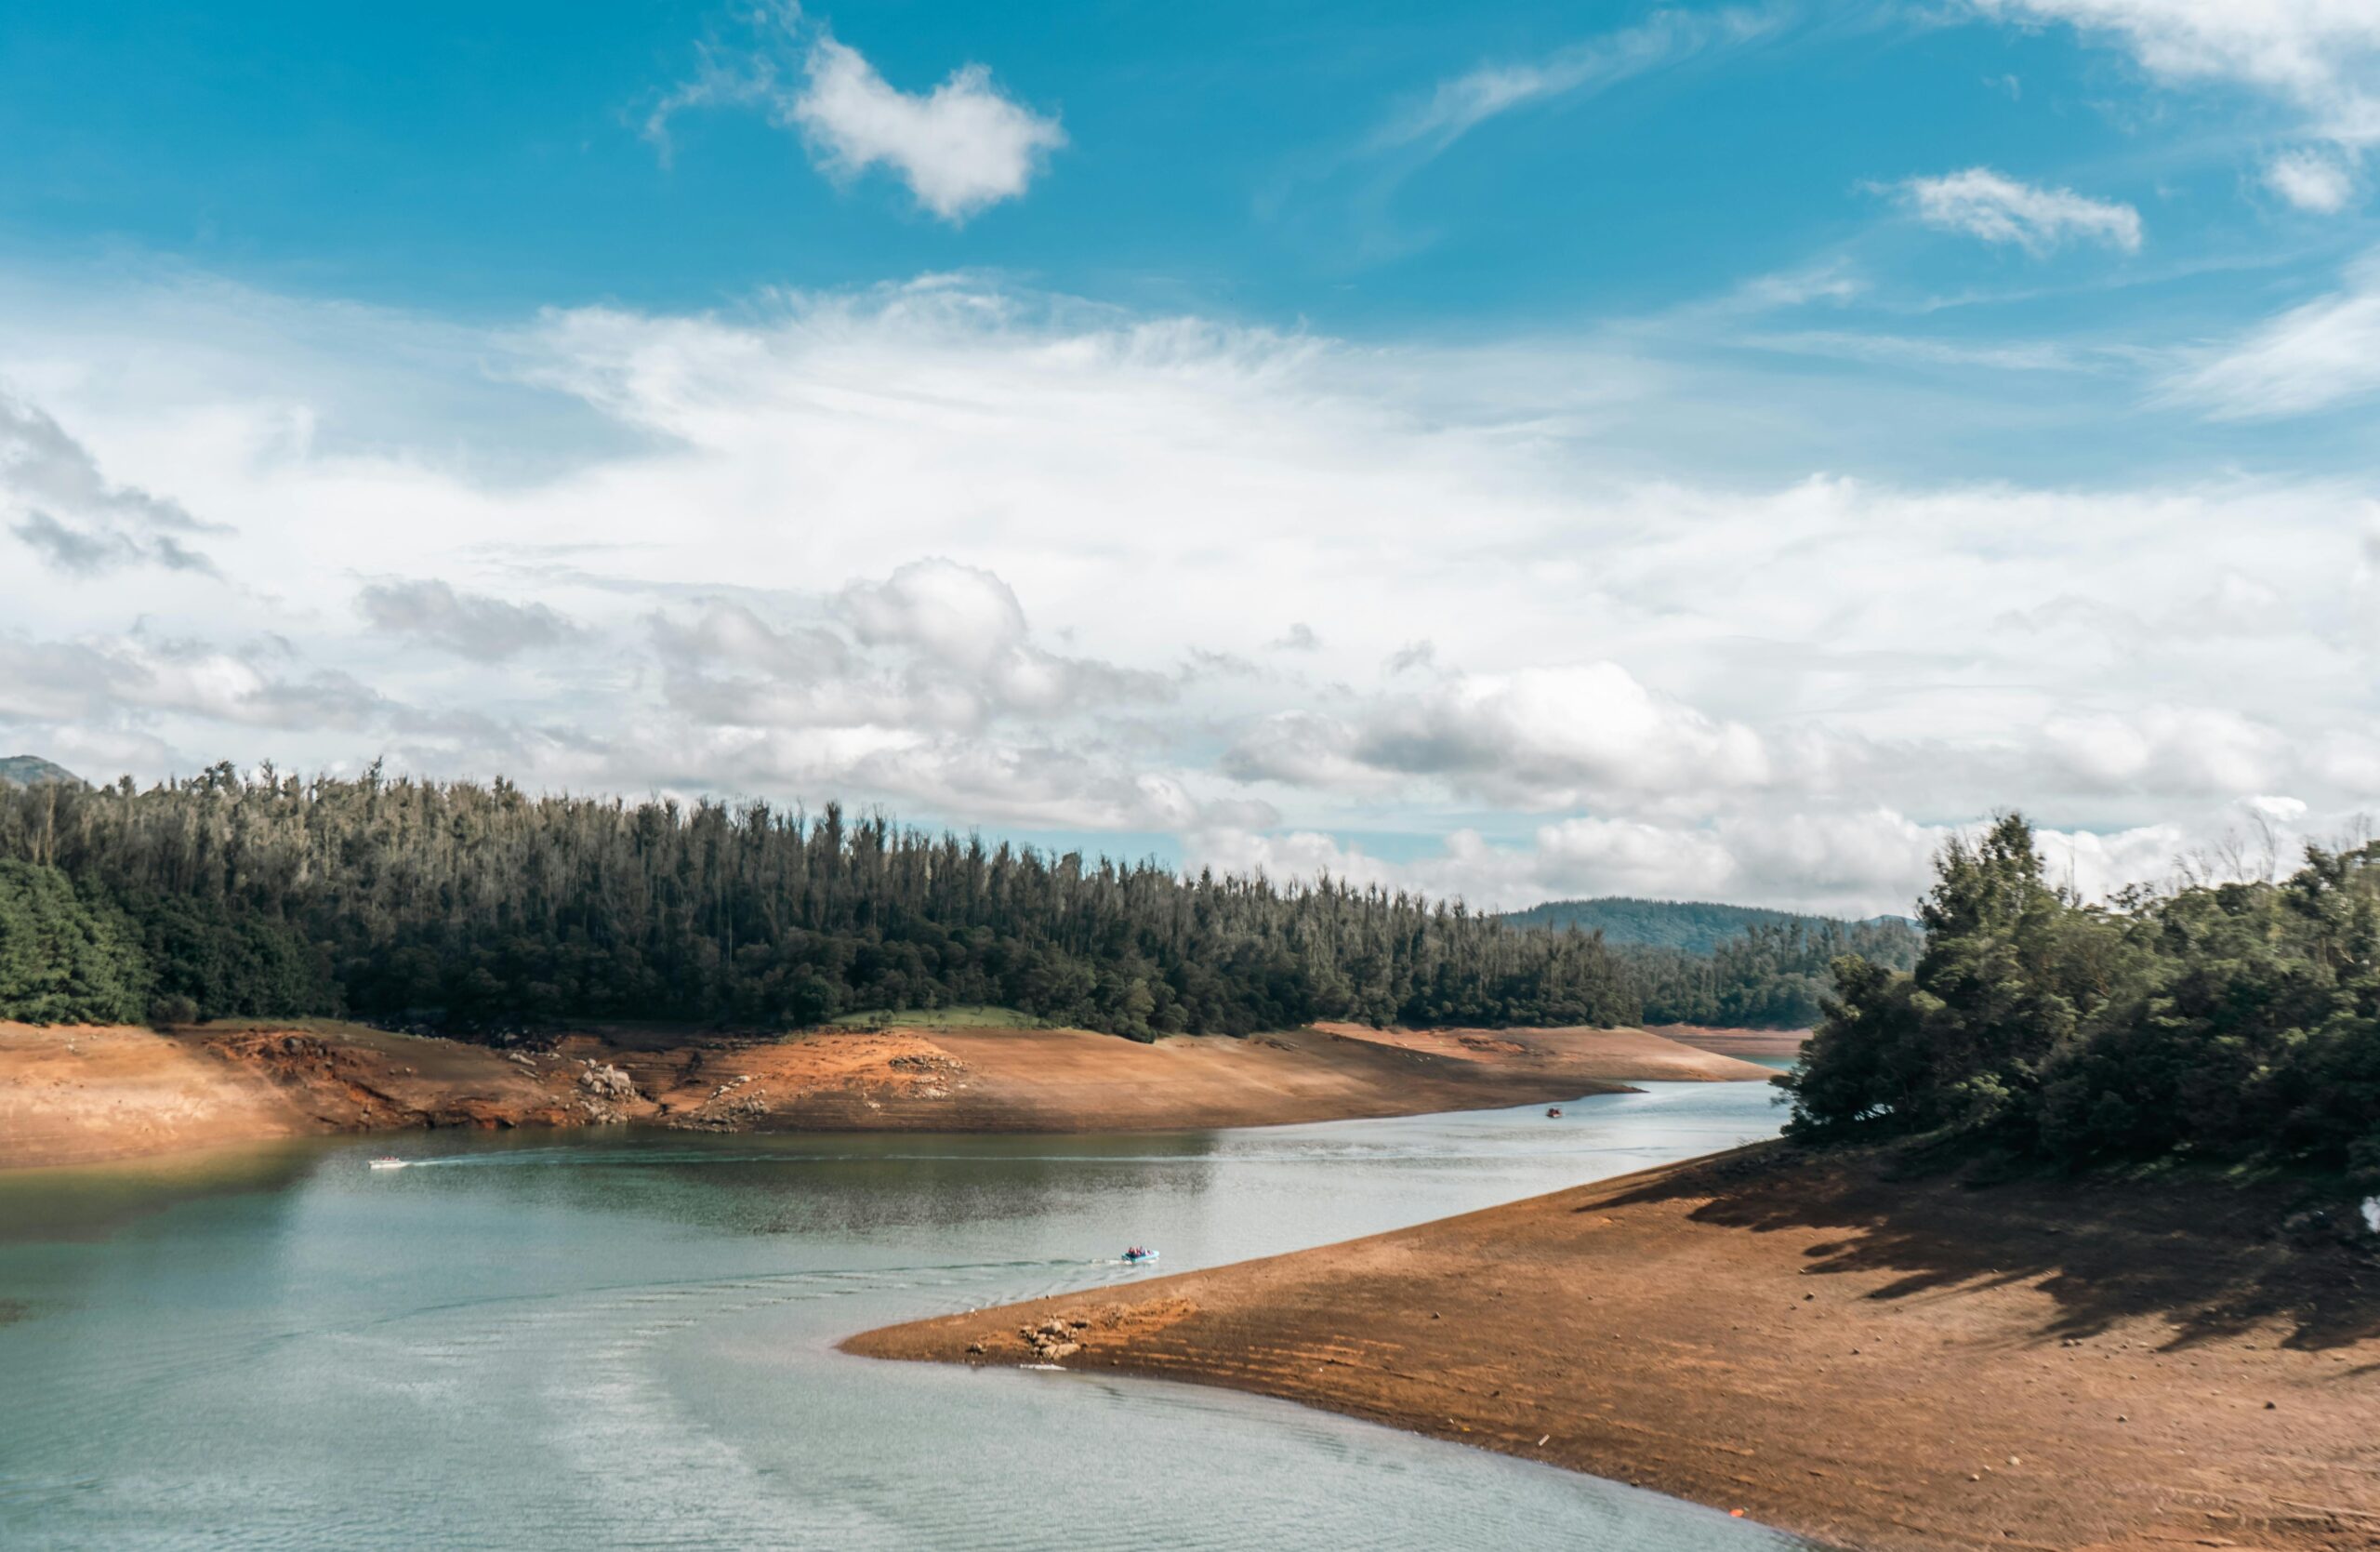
[{"x1": 1019, "y1": 1316, "x2": 1090, "y2": 1360}]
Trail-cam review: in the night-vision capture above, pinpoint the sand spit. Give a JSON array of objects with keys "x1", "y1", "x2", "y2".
[
  {"x1": 849, "y1": 1145, "x2": 2380, "y2": 1552},
  {"x1": 0, "y1": 1019, "x2": 1768, "y2": 1168}
]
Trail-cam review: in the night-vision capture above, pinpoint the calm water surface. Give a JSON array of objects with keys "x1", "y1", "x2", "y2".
[{"x1": 0, "y1": 1080, "x2": 1814, "y2": 1550}]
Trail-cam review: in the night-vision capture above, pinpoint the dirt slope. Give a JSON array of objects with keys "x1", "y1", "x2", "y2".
[
  {"x1": 849, "y1": 1146, "x2": 2380, "y2": 1552},
  {"x1": 1, "y1": 1019, "x2": 1767, "y2": 1167}
]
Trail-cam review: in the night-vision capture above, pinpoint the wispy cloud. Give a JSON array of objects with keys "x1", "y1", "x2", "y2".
[
  {"x1": 2167, "y1": 249, "x2": 2380, "y2": 419},
  {"x1": 1372, "y1": 7, "x2": 1787, "y2": 156},
  {"x1": 1970, "y1": 1, "x2": 2380, "y2": 213},
  {"x1": 1894, "y1": 166, "x2": 2143, "y2": 254}
]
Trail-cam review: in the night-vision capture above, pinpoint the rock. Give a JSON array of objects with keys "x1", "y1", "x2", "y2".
[{"x1": 576, "y1": 1064, "x2": 636, "y2": 1101}]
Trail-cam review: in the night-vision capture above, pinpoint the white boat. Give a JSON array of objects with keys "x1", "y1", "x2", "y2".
[{"x1": 368, "y1": 1156, "x2": 408, "y2": 1171}]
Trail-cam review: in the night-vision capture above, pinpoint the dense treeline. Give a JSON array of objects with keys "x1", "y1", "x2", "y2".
[
  {"x1": 1783, "y1": 815, "x2": 2380, "y2": 1183},
  {"x1": 1620, "y1": 919, "x2": 1921, "y2": 1028},
  {"x1": 0, "y1": 860, "x2": 151, "y2": 1024},
  {"x1": 0, "y1": 764, "x2": 1645, "y2": 1037},
  {"x1": 1505, "y1": 895, "x2": 1918, "y2": 957}
]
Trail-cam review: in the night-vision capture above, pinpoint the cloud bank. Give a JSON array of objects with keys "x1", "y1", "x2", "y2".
[{"x1": 1, "y1": 272, "x2": 2371, "y2": 916}]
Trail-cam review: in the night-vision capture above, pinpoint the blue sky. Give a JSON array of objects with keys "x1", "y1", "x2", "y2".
[{"x1": 2, "y1": 2, "x2": 2378, "y2": 912}]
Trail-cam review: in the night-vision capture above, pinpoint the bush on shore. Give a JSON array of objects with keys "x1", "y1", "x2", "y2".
[{"x1": 1781, "y1": 815, "x2": 2380, "y2": 1184}]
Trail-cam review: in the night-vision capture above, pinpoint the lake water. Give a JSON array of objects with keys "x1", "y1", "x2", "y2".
[{"x1": 0, "y1": 1077, "x2": 1815, "y2": 1550}]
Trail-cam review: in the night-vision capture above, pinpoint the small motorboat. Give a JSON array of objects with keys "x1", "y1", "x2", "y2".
[
  {"x1": 368, "y1": 1156, "x2": 409, "y2": 1171},
  {"x1": 1120, "y1": 1246, "x2": 1159, "y2": 1264},
  {"x1": 1545, "y1": 1107, "x2": 1563, "y2": 1118}
]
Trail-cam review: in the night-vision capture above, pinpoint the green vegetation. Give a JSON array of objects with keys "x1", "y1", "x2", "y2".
[
  {"x1": 0, "y1": 764, "x2": 1638, "y2": 1038},
  {"x1": 1511, "y1": 896, "x2": 1921, "y2": 1028},
  {"x1": 1505, "y1": 895, "x2": 1915, "y2": 955},
  {"x1": 0, "y1": 860, "x2": 149, "y2": 1023},
  {"x1": 1783, "y1": 815, "x2": 2380, "y2": 1185}
]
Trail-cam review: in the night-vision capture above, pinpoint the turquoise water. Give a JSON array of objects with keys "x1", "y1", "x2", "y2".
[{"x1": 0, "y1": 1080, "x2": 1812, "y2": 1550}]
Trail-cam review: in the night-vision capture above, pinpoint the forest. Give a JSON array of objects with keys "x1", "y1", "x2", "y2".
[
  {"x1": 1618, "y1": 916, "x2": 1919, "y2": 1029},
  {"x1": 1505, "y1": 895, "x2": 1918, "y2": 956},
  {"x1": 1782, "y1": 814, "x2": 2380, "y2": 1183},
  {"x1": 0, "y1": 764, "x2": 1654, "y2": 1037}
]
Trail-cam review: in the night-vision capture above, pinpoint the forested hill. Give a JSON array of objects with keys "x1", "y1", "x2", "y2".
[
  {"x1": 0, "y1": 755, "x2": 83, "y2": 788},
  {"x1": 0, "y1": 765, "x2": 1641, "y2": 1037},
  {"x1": 1504, "y1": 897, "x2": 1921, "y2": 1029},
  {"x1": 1505, "y1": 896, "x2": 1917, "y2": 955}
]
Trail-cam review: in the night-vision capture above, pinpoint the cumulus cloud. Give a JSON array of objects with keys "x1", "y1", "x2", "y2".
[
  {"x1": 790, "y1": 36, "x2": 1064, "y2": 221},
  {"x1": 1896, "y1": 167, "x2": 2144, "y2": 253},
  {"x1": 0, "y1": 630, "x2": 390, "y2": 733},
  {"x1": 2168, "y1": 249, "x2": 2380, "y2": 418},
  {"x1": 1, "y1": 392, "x2": 220, "y2": 576},
  {"x1": 2266, "y1": 149, "x2": 2356, "y2": 212},
  {"x1": 838, "y1": 559, "x2": 1166, "y2": 714},
  {"x1": 4, "y1": 272, "x2": 2373, "y2": 913},
  {"x1": 643, "y1": 11, "x2": 1062, "y2": 221},
  {"x1": 1297, "y1": 662, "x2": 1775, "y2": 811},
  {"x1": 359, "y1": 579, "x2": 579, "y2": 660}
]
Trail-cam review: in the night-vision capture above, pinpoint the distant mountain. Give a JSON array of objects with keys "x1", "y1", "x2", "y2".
[
  {"x1": 0, "y1": 755, "x2": 82, "y2": 788},
  {"x1": 1503, "y1": 895, "x2": 1917, "y2": 956}
]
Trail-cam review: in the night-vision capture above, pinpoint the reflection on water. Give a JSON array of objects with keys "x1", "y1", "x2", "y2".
[{"x1": 0, "y1": 1082, "x2": 1813, "y2": 1549}]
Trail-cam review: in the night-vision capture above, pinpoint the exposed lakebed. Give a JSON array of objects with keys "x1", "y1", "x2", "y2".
[{"x1": 0, "y1": 1079, "x2": 1812, "y2": 1549}]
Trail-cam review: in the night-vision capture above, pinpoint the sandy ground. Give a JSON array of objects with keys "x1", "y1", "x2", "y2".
[
  {"x1": 849, "y1": 1145, "x2": 2380, "y2": 1552},
  {"x1": 0, "y1": 1019, "x2": 1769, "y2": 1168},
  {"x1": 1652, "y1": 1024, "x2": 1812, "y2": 1061}
]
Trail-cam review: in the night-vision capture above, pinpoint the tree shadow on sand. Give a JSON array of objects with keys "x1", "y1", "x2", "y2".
[{"x1": 1594, "y1": 1145, "x2": 2380, "y2": 1355}]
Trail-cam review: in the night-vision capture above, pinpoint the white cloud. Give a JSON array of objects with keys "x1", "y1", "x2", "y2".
[
  {"x1": 1896, "y1": 166, "x2": 2144, "y2": 254},
  {"x1": 2265, "y1": 149, "x2": 2356, "y2": 212},
  {"x1": 1225, "y1": 661, "x2": 1776, "y2": 812},
  {"x1": 789, "y1": 36, "x2": 1064, "y2": 222},
  {"x1": 2169, "y1": 250, "x2": 2380, "y2": 418},
  {"x1": 1378, "y1": 7, "x2": 1784, "y2": 153},
  {"x1": 1, "y1": 271, "x2": 2373, "y2": 913},
  {"x1": 642, "y1": 12, "x2": 1062, "y2": 222},
  {"x1": 1971, "y1": 0, "x2": 2380, "y2": 214},
  {"x1": 359, "y1": 579, "x2": 579, "y2": 660},
  {"x1": 2038, "y1": 705, "x2": 2288, "y2": 794},
  {"x1": 1, "y1": 392, "x2": 222, "y2": 576},
  {"x1": 1970, "y1": 1, "x2": 2380, "y2": 141}
]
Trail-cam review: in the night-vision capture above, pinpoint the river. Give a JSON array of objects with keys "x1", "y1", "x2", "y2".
[{"x1": 0, "y1": 1076, "x2": 1815, "y2": 1549}]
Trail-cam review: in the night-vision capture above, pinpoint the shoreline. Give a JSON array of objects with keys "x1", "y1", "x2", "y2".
[
  {"x1": 847, "y1": 1142, "x2": 2380, "y2": 1552},
  {"x1": 0, "y1": 1018, "x2": 1775, "y2": 1170}
]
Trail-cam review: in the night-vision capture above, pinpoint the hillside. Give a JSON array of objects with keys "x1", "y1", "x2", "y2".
[
  {"x1": 1504, "y1": 895, "x2": 1916, "y2": 955},
  {"x1": 0, "y1": 755, "x2": 82, "y2": 788}
]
